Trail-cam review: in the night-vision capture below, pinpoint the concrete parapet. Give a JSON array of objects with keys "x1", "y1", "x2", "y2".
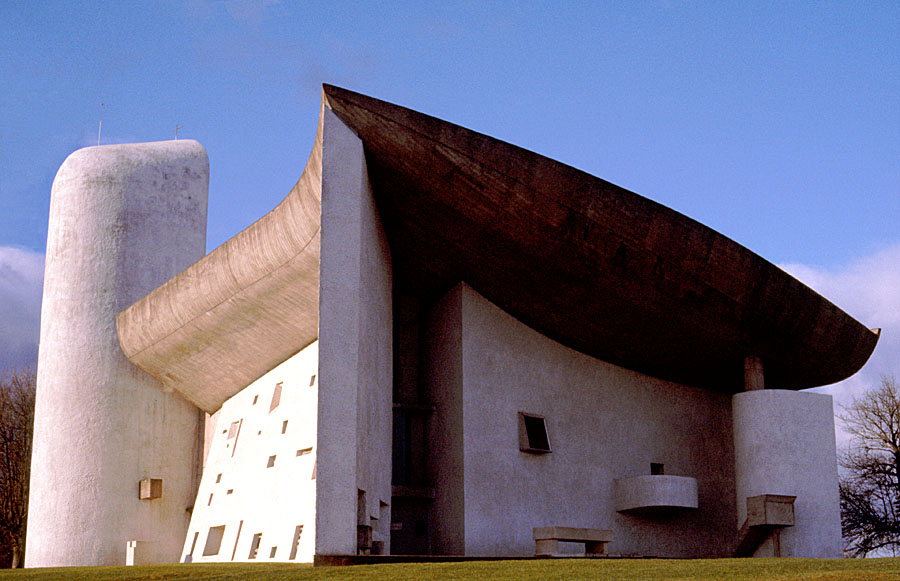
[{"x1": 614, "y1": 475, "x2": 699, "y2": 514}]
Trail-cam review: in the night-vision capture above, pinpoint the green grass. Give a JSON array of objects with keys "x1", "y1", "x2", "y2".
[{"x1": 1, "y1": 558, "x2": 899, "y2": 580}]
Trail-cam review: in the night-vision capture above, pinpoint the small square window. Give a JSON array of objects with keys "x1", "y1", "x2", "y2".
[
  {"x1": 651, "y1": 463, "x2": 665, "y2": 475},
  {"x1": 518, "y1": 412, "x2": 551, "y2": 454}
]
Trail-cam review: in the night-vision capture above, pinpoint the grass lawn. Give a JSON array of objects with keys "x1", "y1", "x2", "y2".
[{"x1": 0, "y1": 558, "x2": 899, "y2": 580}]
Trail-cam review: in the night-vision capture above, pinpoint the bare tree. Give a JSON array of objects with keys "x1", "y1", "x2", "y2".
[
  {"x1": 0, "y1": 368, "x2": 35, "y2": 568},
  {"x1": 839, "y1": 375, "x2": 900, "y2": 557}
]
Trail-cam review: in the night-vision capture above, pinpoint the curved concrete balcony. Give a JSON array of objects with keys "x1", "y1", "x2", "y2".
[{"x1": 614, "y1": 475, "x2": 699, "y2": 515}]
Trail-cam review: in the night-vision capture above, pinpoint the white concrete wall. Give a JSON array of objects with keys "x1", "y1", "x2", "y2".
[
  {"x1": 732, "y1": 389, "x2": 842, "y2": 557},
  {"x1": 428, "y1": 283, "x2": 737, "y2": 557},
  {"x1": 181, "y1": 342, "x2": 319, "y2": 563},
  {"x1": 423, "y1": 286, "x2": 465, "y2": 554},
  {"x1": 316, "y1": 108, "x2": 393, "y2": 556},
  {"x1": 27, "y1": 141, "x2": 208, "y2": 566}
]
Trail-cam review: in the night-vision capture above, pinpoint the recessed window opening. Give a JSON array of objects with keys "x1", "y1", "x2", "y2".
[
  {"x1": 267, "y1": 455, "x2": 276, "y2": 468},
  {"x1": 269, "y1": 546, "x2": 277, "y2": 558},
  {"x1": 185, "y1": 531, "x2": 199, "y2": 561},
  {"x1": 215, "y1": 473, "x2": 222, "y2": 483},
  {"x1": 296, "y1": 447, "x2": 312, "y2": 456},
  {"x1": 651, "y1": 463, "x2": 665, "y2": 475},
  {"x1": 269, "y1": 382, "x2": 283, "y2": 413},
  {"x1": 309, "y1": 374, "x2": 316, "y2": 386},
  {"x1": 311, "y1": 459, "x2": 317, "y2": 480},
  {"x1": 226, "y1": 489, "x2": 234, "y2": 495},
  {"x1": 202, "y1": 525, "x2": 226, "y2": 556},
  {"x1": 207, "y1": 493, "x2": 213, "y2": 506},
  {"x1": 282, "y1": 420, "x2": 288, "y2": 434},
  {"x1": 227, "y1": 421, "x2": 240, "y2": 439},
  {"x1": 248, "y1": 533, "x2": 262, "y2": 559},
  {"x1": 288, "y1": 525, "x2": 304, "y2": 560},
  {"x1": 252, "y1": 395, "x2": 258, "y2": 405},
  {"x1": 518, "y1": 412, "x2": 551, "y2": 453}
]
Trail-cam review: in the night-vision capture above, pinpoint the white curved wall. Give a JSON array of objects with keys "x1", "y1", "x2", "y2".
[
  {"x1": 27, "y1": 141, "x2": 208, "y2": 566},
  {"x1": 732, "y1": 389, "x2": 842, "y2": 557}
]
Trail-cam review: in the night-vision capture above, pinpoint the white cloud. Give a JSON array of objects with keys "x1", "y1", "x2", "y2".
[
  {"x1": 780, "y1": 243, "x2": 900, "y2": 449},
  {"x1": 0, "y1": 246, "x2": 44, "y2": 372}
]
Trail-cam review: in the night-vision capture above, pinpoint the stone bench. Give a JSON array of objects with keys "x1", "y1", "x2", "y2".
[{"x1": 533, "y1": 526, "x2": 613, "y2": 556}]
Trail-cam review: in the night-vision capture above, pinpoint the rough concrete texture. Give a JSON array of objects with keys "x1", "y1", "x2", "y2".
[
  {"x1": 315, "y1": 107, "x2": 393, "y2": 556},
  {"x1": 425, "y1": 283, "x2": 737, "y2": 558},
  {"x1": 182, "y1": 342, "x2": 318, "y2": 564},
  {"x1": 614, "y1": 475, "x2": 699, "y2": 513},
  {"x1": 117, "y1": 115, "x2": 323, "y2": 413},
  {"x1": 732, "y1": 389, "x2": 842, "y2": 557},
  {"x1": 27, "y1": 141, "x2": 208, "y2": 566}
]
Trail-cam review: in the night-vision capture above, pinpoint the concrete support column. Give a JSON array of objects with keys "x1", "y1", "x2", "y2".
[
  {"x1": 27, "y1": 141, "x2": 208, "y2": 566},
  {"x1": 316, "y1": 107, "x2": 393, "y2": 556},
  {"x1": 732, "y1": 389, "x2": 842, "y2": 557}
]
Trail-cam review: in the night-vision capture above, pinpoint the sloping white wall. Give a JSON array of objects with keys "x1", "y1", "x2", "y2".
[
  {"x1": 316, "y1": 107, "x2": 393, "y2": 556},
  {"x1": 428, "y1": 283, "x2": 738, "y2": 557},
  {"x1": 27, "y1": 141, "x2": 208, "y2": 566},
  {"x1": 181, "y1": 342, "x2": 319, "y2": 563}
]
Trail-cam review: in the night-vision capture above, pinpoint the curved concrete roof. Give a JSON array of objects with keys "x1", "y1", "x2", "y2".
[{"x1": 118, "y1": 86, "x2": 878, "y2": 412}]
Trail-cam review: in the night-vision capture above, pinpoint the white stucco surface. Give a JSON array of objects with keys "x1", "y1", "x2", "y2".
[
  {"x1": 181, "y1": 342, "x2": 319, "y2": 563},
  {"x1": 27, "y1": 141, "x2": 208, "y2": 566},
  {"x1": 316, "y1": 107, "x2": 393, "y2": 556},
  {"x1": 732, "y1": 389, "x2": 842, "y2": 557},
  {"x1": 427, "y1": 283, "x2": 737, "y2": 557}
]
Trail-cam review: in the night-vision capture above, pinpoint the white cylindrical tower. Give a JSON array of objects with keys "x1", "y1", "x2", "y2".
[
  {"x1": 26, "y1": 141, "x2": 209, "y2": 566},
  {"x1": 732, "y1": 389, "x2": 842, "y2": 557}
]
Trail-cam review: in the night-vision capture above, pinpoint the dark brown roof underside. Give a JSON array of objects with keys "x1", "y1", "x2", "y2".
[{"x1": 323, "y1": 84, "x2": 877, "y2": 392}]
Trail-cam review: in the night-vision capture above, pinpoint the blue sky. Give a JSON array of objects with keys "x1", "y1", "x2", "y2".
[{"x1": 1, "y1": 1, "x2": 898, "y2": 437}]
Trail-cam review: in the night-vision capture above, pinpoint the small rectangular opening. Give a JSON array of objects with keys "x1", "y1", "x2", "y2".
[
  {"x1": 248, "y1": 533, "x2": 262, "y2": 559},
  {"x1": 215, "y1": 473, "x2": 222, "y2": 483},
  {"x1": 207, "y1": 493, "x2": 213, "y2": 506},
  {"x1": 651, "y1": 463, "x2": 665, "y2": 475},
  {"x1": 518, "y1": 412, "x2": 551, "y2": 453},
  {"x1": 309, "y1": 374, "x2": 316, "y2": 386},
  {"x1": 252, "y1": 395, "x2": 258, "y2": 405},
  {"x1": 226, "y1": 489, "x2": 234, "y2": 495},
  {"x1": 282, "y1": 420, "x2": 288, "y2": 434},
  {"x1": 269, "y1": 546, "x2": 277, "y2": 558},
  {"x1": 202, "y1": 525, "x2": 226, "y2": 556},
  {"x1": 269, "y1": 382, "x2": 283, "y2": 413},
  {"x1": 288, "y1": 525, "x2": 304, "y2": 560},
  {"x1": 267, "y1": 455, "x2": 276, "y2": 468},
  {"x1": 296, "y1": 447, "x2": 312, "y2": 456}
]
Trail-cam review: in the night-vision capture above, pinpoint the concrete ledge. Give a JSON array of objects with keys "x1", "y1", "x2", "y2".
[{"x1": 614, "y1": 475, "x2": 699, "y2": 514}]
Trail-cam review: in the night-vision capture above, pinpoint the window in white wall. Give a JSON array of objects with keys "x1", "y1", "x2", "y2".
[
  {"x1": 296, "y1": 447, "x2": 312, "y2": 456},
  {"x1": 248, "y1": 533, "x2": 262, "y2": 559},
  {"x1": 267, "y1": 455, "x2": 276, "y2": 468},
  {"x1": 288, "y1": 525, "x2": 304, "y2": 560},
  {"x1": 309, "y1": 374, "x2": 316, "y2": 386},
  {"x1": 282, "y1": 420, "x2": 288, "y2": 434},
  {"x1": 270, "y1": 382, "x2": 283, "y2": 413},
  {"x1": 202, "y1": 525, "x2": 226, "y2": 556},
  {"x1": 269, "y1": 546, "x2": 277, "y2": 558},
  {"x1": 518, "y1": 412, "x2": 551, "y2": 454}
]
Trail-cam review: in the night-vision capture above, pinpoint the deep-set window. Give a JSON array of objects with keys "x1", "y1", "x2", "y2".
[{"x1": 518, "y1": 412, "x2": 551, "y2": 454}]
